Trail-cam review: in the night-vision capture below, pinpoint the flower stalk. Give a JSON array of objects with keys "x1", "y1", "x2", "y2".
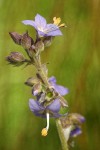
[{"x1": 33, "y1": 55, "x2": 50, "y2": 87}]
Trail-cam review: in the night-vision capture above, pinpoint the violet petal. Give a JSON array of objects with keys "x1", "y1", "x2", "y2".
[
  {"x1": 45, "y1": 24, "x2": 62, "y2": 36},
  {"x1": 70, "y1": 127, "x2": 82, "y2": 137},
  {"x1": 47, "y1": 29, "x2": 62, "y2": 36},
  {"x1": 47, "y1": 99, "x2": 61, "y2": 112},
  {"x1": 35, "y1": 14, "x2": 47, "y2": 29},
  {"x1": 22, "y1": 20, "x2": 37, "y2": 29},
  {"x1": 37, "y1": 30, "x2": 46, "y2": 37},
  {"x1": 49, "y1": 76, "x2": 56, "y2": 83},
  {"x1": 34, "y1": 112, "x2": 46, "y2": 118},
  {"x1": 54, "y1": 85, "x2": 69, "y2": 96},
  {"x1": 78, "y1": 116, "x2": 85, "y2": 123},
  {"x1": 29, "y1": 99, "x2": 44, "y2": 112}
]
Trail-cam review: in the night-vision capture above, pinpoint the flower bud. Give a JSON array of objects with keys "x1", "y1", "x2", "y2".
[
  {"x1": 25, "y1": 77, "x2": 39, "y2": 87},
  {"x1": 38, "y1": 92, "x2": 46, "y2": 103},
  {"x1": 27, "y1": 46, "x2": 36, "y2": 58},
  {"x1": 32, "y1": 83, "x2": 42, "y2": 96},
  {"x1": 43, "y1": 36, "x2": 53, "y2": 47},
  {"x1": 6, "y1": 52, "x2": 25, "y2": 65},
  {"x1": 9, "y1": 32, "x2": 22, "y2": 45},
  {"x1": 35, "y1": 40, "x2": 44, "y2": 54},
  {"x1": 21, "y1": 32, "x2": 33, "y2": 50}
]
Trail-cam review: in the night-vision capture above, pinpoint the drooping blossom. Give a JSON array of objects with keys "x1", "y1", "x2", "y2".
[
  {"x1": 29, "y1": 98, "x2": 62, "y2": 118},
  {"x1": 29, "y1": 98, "x2": 67, "y2": 136},
  {"x1": 60, "y1": 113, "x2": 85, "y2": 141},
  {"x1": 22, "y1": 14, "x2": 63, "y2": 37}
]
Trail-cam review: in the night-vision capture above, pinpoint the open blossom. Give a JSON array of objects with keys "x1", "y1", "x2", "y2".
[
  {"x1": 29, "y1": 98, "x2": 67, "y2": 136},
  {"x1": 22, "y1": 14, "x2": 63, "y2": 37},
  {"x1": 29, "y1": 98, "x2": 62, "y2": 118},
  {"x1": 29, "y1": 76, "x2": 68, "y2": 136}
]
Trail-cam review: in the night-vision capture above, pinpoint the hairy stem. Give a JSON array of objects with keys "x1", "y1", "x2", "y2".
[{"x1": 34, "y1": 55, "x2": 50, "y2": 86}]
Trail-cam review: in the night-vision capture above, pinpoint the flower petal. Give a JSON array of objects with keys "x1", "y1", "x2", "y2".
[
  {"x1": 37, "y1": 30, "x2": 46, "y2": 37},
  {"x1": 34, "y1": 112, "x2": 46, "y2": 118},
  {"x1": 46, "y1": 24, "x2": 59, "y2": 32},
  {"x1": 70, "y1": 127, "x2": 82, "y2": 137},
  {"x1": 78, "y1": 115, "x2": 85, "y2": 123},
  {"x1": 49, "y1": 76, "x2": 56, "y2": 83},
  {"x1": 52, "y1": 113, "x2": 62, "y2": 118},
  {"x1": 45, "y1": 24, "x2": 62, "y2": 36},
  {"x1": 53, "y1": 85, "x2": 69, "y2": 96},
  {"x1": 35, "y1": 14, "x2": 47, "y2": 29},
  {"x1": 29, "y1": 99, "x2": 44, "y2": 112},
  {"x1": 47, "y1": 29, "x2": 62, "y2": 36},
  {"x1": 47, "y1": 99, "x2": 61, "y2": 113},
  {"x1": 49, "y1": 76, "x2": 68, "y2": 95},
  {"x1": 22, "y1": 20, "x2": 37, "y2": 28}
]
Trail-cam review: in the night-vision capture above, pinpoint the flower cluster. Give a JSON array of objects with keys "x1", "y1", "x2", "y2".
[{"x1": 6, "y1": 14, "x2": 85, "y2": 143}]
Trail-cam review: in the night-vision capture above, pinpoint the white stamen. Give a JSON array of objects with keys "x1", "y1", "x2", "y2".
[{"x1": 46, "y1": 112, "x2": 50, "y2": 131}]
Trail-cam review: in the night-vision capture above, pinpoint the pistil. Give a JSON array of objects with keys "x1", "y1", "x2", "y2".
[{"x1": 41, "y1": 112, "x2": 50, "y2": 136}]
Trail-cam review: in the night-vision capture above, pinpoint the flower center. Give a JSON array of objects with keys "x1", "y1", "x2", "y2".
[{"x1": 38, "y1": 26, "x2": 44, "y2": 32}]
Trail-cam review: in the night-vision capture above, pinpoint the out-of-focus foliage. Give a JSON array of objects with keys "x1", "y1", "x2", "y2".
[{"x1": 0, "y1": 0, "x2": 100, "y2": 150}]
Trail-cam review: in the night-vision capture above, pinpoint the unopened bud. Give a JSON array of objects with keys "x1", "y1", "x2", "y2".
[
  {"x1": 21, "y1": 32, "x2": 33, "y2": 49},
  {"x1": 35, "y1": 40, "x2": 44, "y2": 54},
  {"x1": 25, "y1": 77, "x2": 39, "y2": 87},
  {"x1": 6, "y1": 52, "x2": 25, "y2": 65},
  {"x1": 38, "y1": 92, "x2": 46, "y2": 103},
  {"x1": 32, "y1": 83, "x2": 42, "y2": 96},
  {"x1": 27, "y1": 45, "x2": 36, "y2": 58},
  {"x1": 9, "y1": 32, "x2": 22, "y2": 45},
  {"x1": 43, "y1": 36, "x2": 53, "y2": 47}
]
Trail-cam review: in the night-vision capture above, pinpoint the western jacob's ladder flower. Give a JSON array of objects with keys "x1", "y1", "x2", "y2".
[{"x1": 22, "y1": 14, "x2": 64, "y2": 37}]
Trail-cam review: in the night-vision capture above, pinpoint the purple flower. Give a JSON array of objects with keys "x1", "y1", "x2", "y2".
[
  {"x1": 29, "y1": 98, "x2": 67, "y2": 136},
  {"x1": 22, "y1": 14, "x2": 62, "y2": 37},
  {"x1": 49, "y1": 76, "x2": 69, "y2": 96},
  {"x1": 29, "y1": 98, "x2": 62, "y2": 118}
]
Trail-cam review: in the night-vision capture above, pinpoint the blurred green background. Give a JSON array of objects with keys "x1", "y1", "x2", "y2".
[{"x1": 0, "y1": 0, "x2": 100, "y2": 150}]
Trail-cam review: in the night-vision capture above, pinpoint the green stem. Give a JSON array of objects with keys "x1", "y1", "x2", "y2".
[{"x1": 56, "y1": 119, "x2": 69, "y2": 150}]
